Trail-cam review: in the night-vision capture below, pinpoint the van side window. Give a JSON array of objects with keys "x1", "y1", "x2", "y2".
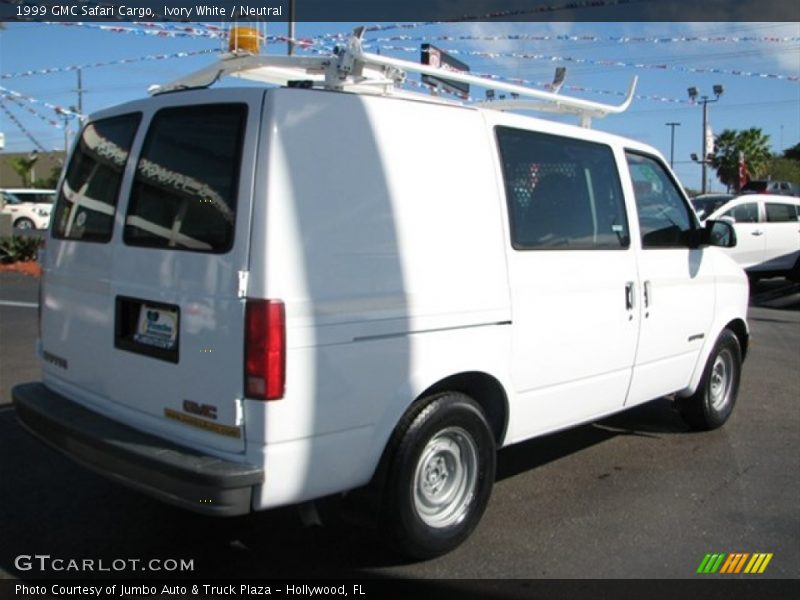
[
  {"x1": 496, "y1": 127, "x2": 629, "y2": 250},
  {"x1": 723, "y1": 203, "x2": 759, "y2": 223},
  {"x1": 765, "y1": 202, "x2": 798, "y2": 223},
  {"x1": 124, "y1": 104, "x2": 247, "y2": 253},
  {"x1": 625, "y1": 152, "x2": 694, "y2": 249},
  {"x1": 52, "y1": 113, "x2": 141, "y2": 242}
]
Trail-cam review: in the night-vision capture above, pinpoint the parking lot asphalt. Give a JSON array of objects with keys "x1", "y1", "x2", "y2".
[{"x1": 0, "y1": 271, "x2": 798, "y2": 581}]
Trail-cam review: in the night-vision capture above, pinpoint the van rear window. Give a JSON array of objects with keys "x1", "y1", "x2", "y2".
[
  {"x1": 124, "y1": 104, "x2": 247, "y2": 253},
  {"x1": 52, "y1": 113, "x2": 141, "y2": 242}
]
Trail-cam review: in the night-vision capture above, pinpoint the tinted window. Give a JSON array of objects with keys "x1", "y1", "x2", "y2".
[
  {"x1": 15, "y1": 192, "x2": 55, "y2": 204},
  {"x1": 52, "y1": 114, "x2": 141, "y2": 242},
  {"x1": 496, "y1": 127, "x2": 629, "y2": 250},
  {"x1": 723, "y1": 203, "x2": 759, "y2": 223},
  {"x1": 124, "y1": 104, "x2": 246, "y2": 253},
  {"x1": 626, "y1": 152, "x2": 694, "y2": 248},
  {"x1": 691, "y1": 196, "x2": 732, "y2": 220},
  {"x1": 766, "y1": 202, "x2": 798, "y2": 223},
  {"x1": 1, "y1": 192, "x2": 21, "y2": 205}
]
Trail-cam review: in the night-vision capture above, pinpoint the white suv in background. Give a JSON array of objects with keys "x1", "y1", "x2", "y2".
[
  {"x1": 704, "y1": 194, "x2": 800, "y2": 280},
  {"x1": 0, "y1": 188, "x2": 56, "y2": 230}
]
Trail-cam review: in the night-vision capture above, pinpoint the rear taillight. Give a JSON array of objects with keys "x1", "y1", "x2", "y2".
[{"x1": 245, "y1": 299, "x2": 285, "y2": 400}]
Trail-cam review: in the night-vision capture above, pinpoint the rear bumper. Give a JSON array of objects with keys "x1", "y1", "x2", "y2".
[{"x1": 12, "y1": 382, "x2": 263, "y2": 517}]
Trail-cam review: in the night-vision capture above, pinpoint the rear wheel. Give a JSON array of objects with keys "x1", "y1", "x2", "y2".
[
  {"x1": 382, "y1": 392, "x2": 495, "y2": 559},
  {"x1": 677, "y1": 329, "x2": 742, "y2": 430}
]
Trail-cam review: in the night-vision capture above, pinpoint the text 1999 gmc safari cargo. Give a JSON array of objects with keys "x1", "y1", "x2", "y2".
[{"x1": 13, "y1": 30, "x2": 749, "y2": 559}]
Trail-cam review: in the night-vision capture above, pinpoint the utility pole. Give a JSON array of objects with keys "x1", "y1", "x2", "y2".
[
  {"x1": 701, "y1": 99, "x2": 709, "y2": 192},
  {"x1": 287, "y1": 0, "x2": 295, "y2": 56},
  {"x1": 688, "y1": 85, "x2": 724, "y2": 194},
  {"x1": 76, "y1": 68, "x2": 84, "y2": 115},
  {"x1": 665, "y1": 122, "x2": 680, "y2": 168}
]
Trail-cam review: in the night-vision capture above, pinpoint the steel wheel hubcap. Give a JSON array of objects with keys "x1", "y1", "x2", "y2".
[
  {"x1": 413, "y1": 426, "x2": 479, "y2": 529},
  {"x1": 709, "y1": 348, "x2": 734, "y2": 411}
]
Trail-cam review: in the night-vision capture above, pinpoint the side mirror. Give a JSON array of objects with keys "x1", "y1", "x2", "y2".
[
  {"x1": 704, "y1": 219, "x2": 737, "y2": 248},
  {"x1": 719, "y1": 215, "x2": 736, "y2": 225}
]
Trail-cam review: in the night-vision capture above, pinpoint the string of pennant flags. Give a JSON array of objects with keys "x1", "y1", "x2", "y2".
[
  {"x1": 40, "y1": 22, "x2": 800, "y2": 84},
  {"x1": 1, "y1": 48, "x2": 219, "y2": 80},
  {"x1": 0, "y1": 101, "x2": 48, "y2": 152},
  {"x1": 1, "y1": 93, "x2": 65, "y2": 128},
  {"x1": 52, "y1": 22, "x2": 229, "y2": 39},
  {"x1": 380, "y1": 45, "x2": 800, "y2": 82},
  {"x1": 0, "y1": 85, "x2": 84, "y2": 119},
  {"x1": 2, "y1": 19, "x2": 797, "y2": 143},
  {"x1": 48, "y1": 22, "x2": 318, "y2": 49},
  {"x1": 364, "y1": 33, "x2": 800, "y2": 44},
  {"x1": 357, "y1": 0, "x2": 652, "y2": 32}
]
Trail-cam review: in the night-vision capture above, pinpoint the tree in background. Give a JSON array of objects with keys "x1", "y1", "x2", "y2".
[
  {"x1": 40, "y1": 166, "x2": 63, "y2": 189},
  {"x1": 710, "y1": 128, "x2": 772, "y2": 192},
  {"x1": 8, "y1": 155, "x2": 39, "y2": 188},
  {"x1": 768, "y1": 143, "x2": 800, "y2": 184},
  {"x1": 782, "y1": 142, "x2": 800, "y2": 162}
]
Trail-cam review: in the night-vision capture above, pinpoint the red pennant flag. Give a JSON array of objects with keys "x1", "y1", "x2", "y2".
[{"x1": 738, "y1": 152, "x2": 748, "y2": 191}]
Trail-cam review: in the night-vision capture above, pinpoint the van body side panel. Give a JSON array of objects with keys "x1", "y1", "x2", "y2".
[
  {"x1": 246, "y1": 89, "x2": 512, "y2": 506},
  {"x1": 681, "y1": 251, "x2": 749, "y2": 397},
  {"x1": 618, "y1": 145, "x2": 717, "y2": 406},
  {"x1": 482, "y1": 113, "x2": 641, "y2": 441},
  {"x1": 248, "y1": 325, "x2": 513, "y2": 509}
]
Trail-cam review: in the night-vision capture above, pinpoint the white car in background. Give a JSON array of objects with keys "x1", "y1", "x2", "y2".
[
  {"x1": 0, "y1": 188, "x2": 56, "y2": 230},
  {"x1": 703, "y1": 194, "x2": 800, "y2": 280}
]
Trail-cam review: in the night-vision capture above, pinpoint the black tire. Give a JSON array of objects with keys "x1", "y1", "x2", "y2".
[
  {"x1": 382, "y1": 392, "x2": 496, "y2": 560},
  {"x1": 677, "y1": 329, "x2": 742, "y2": 430},
  {"x1": 14, "y1": 217, "x2": 35, "y2": 230},
  {"x1": 789, "y1": 257, "x2": 800, "y2": 283}
]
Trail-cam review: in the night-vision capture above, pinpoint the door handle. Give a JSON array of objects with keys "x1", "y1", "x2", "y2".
[
  {"x1": 751, "y1": 230, "x2": 764, "y2": 236},
  {"x1": 643, "y1": 280, "x2": 652, "y2": 309},
  {"x1": 625, "y1": 282, "x2": 635, "y2": 311}
]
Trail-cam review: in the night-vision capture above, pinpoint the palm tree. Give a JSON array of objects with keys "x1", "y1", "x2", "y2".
[
  {"x1": 8, "y1": 155, "x2": 39, "y2": 188},
  {"x1": 709, "y1": 128, "x2": 772, "y2": 191}
]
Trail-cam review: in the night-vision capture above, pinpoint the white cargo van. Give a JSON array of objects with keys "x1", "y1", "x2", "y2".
[{"x1": 13, "y1": 30, "x2": 749, "y2": 559}]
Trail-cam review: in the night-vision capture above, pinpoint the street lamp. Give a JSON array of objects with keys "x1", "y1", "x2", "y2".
[{"x1": 688, "y1": 85, "x2": 724, "y2": 194}]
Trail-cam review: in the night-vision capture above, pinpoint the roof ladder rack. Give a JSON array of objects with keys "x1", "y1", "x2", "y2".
[{"x1": 149, "y1": 26, "x2": 638, "y2": 128}]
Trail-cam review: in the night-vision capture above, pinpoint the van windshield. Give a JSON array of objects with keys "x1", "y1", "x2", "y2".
[{"x1": 123, "y1": 104, "x2": 247, "y2": 253}]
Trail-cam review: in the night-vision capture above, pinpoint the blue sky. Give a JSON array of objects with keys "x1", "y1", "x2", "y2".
[{"x1": 1, "y1": 21, "x2": 798, "y2": 191}]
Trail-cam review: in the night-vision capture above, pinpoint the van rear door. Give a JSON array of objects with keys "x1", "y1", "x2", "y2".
[{"x1": 43, "y1": 89, "x2": 265, "y2": 454}]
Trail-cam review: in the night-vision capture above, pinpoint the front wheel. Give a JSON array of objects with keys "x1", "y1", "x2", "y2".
[
  {"x1": 14, "y1": 218, "x2": 35, "y2": 230},
  {"x1": 382, "y1": 392, "x2": 496, "y2": 560},
  {"x1": 677, "y1": 329, "x2": 742, "y2": 430}
]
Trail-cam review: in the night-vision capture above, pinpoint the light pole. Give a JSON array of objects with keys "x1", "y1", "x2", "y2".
[
  {"x1": 665, "y1": 122, "x2": 680, "y2": 168},
  {"x1": 287, "y1": 0, "x2": 295, "y2": 56},
  {"x1": 688, "y1": 85, "x2": 724, "y2": 194}
]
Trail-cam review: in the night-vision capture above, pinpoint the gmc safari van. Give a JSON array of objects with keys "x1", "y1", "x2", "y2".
[{"x1": 13, "y1": 30, "x2": 749, "y2": 559}]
